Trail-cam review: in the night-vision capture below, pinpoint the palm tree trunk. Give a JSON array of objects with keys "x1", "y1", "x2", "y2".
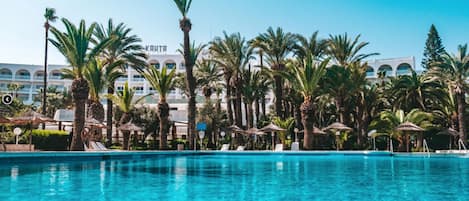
[
  {"x1": 70, "y1": 78, "x2": 89, "y2": 151},
  {"x1": 42, "y1": 22, "x2": 49, "y2": 129},
  {"x1": 180, "y1": 18, "x2": 196, "y2": 150},
  {"x1": 235, "y1": 86, "x2": 243, "y2": 127},
  {"x1": 261, "y1": 96, "x2": 266, "y2": 118},
  {"x1": 274, "y1": 74, "x2": 283, "y2": 118},
  {"x1": 225, "y1": 77, "x2": 234, "y2": 125},
  {"x1": 254, "y1": 99, "x2": 260, "y2": 126},
  {"x1": 106, "y1": 85, "x2": 114, "y2": 147},
  {"x1": 158, "y1": 101, "x2": 170, "y2": 150},
  {"x1": 247, "y1": 101, "x2": 254, "y2": 128},
  {"x1": 456, "y1": 92, "x2": 467, "y2": 145},
  {"x1": 301, "y1": 99, "x2": 314, "y2": 150}
]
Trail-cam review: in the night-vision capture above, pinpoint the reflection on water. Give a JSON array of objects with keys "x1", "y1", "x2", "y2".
[{"x1": 0, "y1": 155, "x2": 469, "y2": 201}]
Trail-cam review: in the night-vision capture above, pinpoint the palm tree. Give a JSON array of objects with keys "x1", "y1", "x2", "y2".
[
  {"x1": 250, "y1": 27, "x2": 296, "y2": 118},
  {"x1": 389, "y1": 70, "x2": 447, "y2": 113},
  {"x1": 173, "y1": 0, "x2": 198, "y2": 149},
  {"x1": 49, "y1": 18, "x2": 110, "y2": 151},
  {"x1": 294, "y1": 31, "x2": 327, "y2": 63},
  {"x1": 94, "y1": 19, "x2": 147, "y2": 147},
  {"x1": 210, "y1": 32, "x2": 253, "y2": 126},
  {"x1": 327, "y1": 33, "x2": 379, "y2": 66},
  {"x1": 176, "y1": 42, "x2": 205, "y2": 148},
  {"x1": 42, "y1": 8, "x2": 58, "y2": 123},
  {"x1": 142, "y1": 65, "x2": 176, "y2": 150},
  {"x1": 430, "y1": 44, "x2": 469, "y2": 146},
  {"x1": 287, "y1": 56, "x2": 329, "y2": 149},
  {"x1": 107, "y1": 82, "x2": 144, "y2": 150},
  {"x1": 370, "y1": 109, "x2": 432, "y2": 152},
  {"x1": 195, "y1": 59, "x2": 222, "y2": 102}
]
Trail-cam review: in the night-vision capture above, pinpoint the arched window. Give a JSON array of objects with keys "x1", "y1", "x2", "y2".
[
  {"x1": 164, "y1": 60, "x2": 176, "y2": 69},
  {"x1": 396, "y1": 63, "x2": 412, "y2": 76},
  {"x1": 366, "y1": 66, "x2": 374, "y2": 77},
  {"x1": 0, "y1": 68, "x2": 12, "y2": 79},
  {"x1": 377, "y1": 65, "x2": 393, "y2": 77},
  {"x1": 15, "y1": 69, "x2": 31, "y2": 80},
  {"x1": 50, "y1": 70, "x2": 62, "y2": 80},
  {"x1": 34, "y1": 70, "x2": 45, "y2": 80},
  {"x1": 149, "y1": 60, "x2": 160, "y2": 69}
]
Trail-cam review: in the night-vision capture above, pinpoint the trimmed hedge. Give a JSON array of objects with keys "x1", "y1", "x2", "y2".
[{"x1": 31, "y1": 129, "x2": 69, "y2": 151}]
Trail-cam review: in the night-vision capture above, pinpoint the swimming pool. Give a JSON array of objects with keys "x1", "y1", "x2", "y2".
[{"x1": 0, "y1": 152, "x2": 468, "y2": 201}]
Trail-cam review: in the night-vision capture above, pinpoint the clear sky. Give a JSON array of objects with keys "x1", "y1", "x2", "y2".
[{"x1": 1, "y1": 0, "x2": 469, "y2": 69}]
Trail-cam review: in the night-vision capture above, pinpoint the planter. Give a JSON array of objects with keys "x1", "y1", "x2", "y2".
[
  {"x1": 0, "y1": 144, "x2": 35, "y2": 152},
  {"x1": 177, "y1": 144, "x2": 185, "y2": 151}
]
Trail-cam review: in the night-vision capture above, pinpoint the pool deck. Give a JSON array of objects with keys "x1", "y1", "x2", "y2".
[{"x1": 0, "y1": 150, "x2": 468, "y2": 163}]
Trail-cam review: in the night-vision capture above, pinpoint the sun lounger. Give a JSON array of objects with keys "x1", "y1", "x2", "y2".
[
  {"x1": 220, "y1": 144, "x2": 230, "y2": 151},
  {"x1": 85, "y1": 141, "x2": 108, "y2": 151},
  {"x1": 274, "y1": 144, "x2": 284, "y2": 152},
  {"x1": 236, "y1": 146, "x2": 245, "y2": 151}
]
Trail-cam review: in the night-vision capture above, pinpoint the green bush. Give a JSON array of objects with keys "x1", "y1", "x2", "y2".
[{"x1": 31, "y1": 129, "x2": 69, "y2": 151}]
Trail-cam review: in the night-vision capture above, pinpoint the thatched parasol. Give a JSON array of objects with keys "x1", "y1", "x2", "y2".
[
  {"x1": 8, "y1": 110, "x2": 55, "y2": 151},
  {"x1": 8, "y1": 110, "x2": 55, "y2": 125},
  {"x1": 245, "y1": 127, "x2": 265, "y2": 135},
  {"x1": 228, "y1": 125, "x2": 245, "y2": 133},
  {"x1": 324, "y1": 122, "x2": 352, "y2": 131},
  {"x1": 0, "y1": 115, "x2": 10, "y2": 124},
  {"x1": 313, "y1": 127, "x2": 326, "y2": 135},
  {"x1": 396, "y1": 121, "x2": 424, "y2": 152},
  {"x1": 259, "y1": 123, "x2": 286, "y2": 132},
  {"x1": 396, "y1": 122, "x2": 424, "y2": 132},
  {"x1": 85, "y1": 117, "x2": 106, "y2": 128},
  {"x1": 118, "y1": 122, "x2": 142, "y2": 132},
  {"x1": 436, "y1": 128, "x2": 459, "y2": 137}
]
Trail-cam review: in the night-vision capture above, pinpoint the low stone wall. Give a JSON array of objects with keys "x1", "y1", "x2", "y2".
[{"x1": 0, "y1": 144, "x2": 34, "y2": 152}]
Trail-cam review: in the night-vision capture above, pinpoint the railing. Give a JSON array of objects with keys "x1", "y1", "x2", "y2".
[
  {"x1": 423, "y1": 139, "x2": 430, "y2": 158},
  {"x1": 0, "y1": 74, "x2": 12, "y2": 80},
  {"x1": 15, "y1": 75, "x2": 30, "y2": 80}
]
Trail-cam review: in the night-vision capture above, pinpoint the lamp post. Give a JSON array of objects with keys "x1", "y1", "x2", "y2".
[
  {"x1": 13, "y1": 127, "x2": 21, "y2": 145},
  {"x1": 198, "y1": 131, "x2": 205, "y2": 151},
  {"x1": 293, "y1": 128, "x2": 299, "y2": 143},
  {"x1": 220, "y1": 131, "x2": 226, "y2": 146}
]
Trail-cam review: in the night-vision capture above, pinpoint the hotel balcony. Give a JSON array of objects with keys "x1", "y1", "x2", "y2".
[
  {"x1": 15, "y1": 75, "x2": 31, "y2": 80},
  {"x1": 0, "y1": 74, "x2": 12, "y2": 80}
]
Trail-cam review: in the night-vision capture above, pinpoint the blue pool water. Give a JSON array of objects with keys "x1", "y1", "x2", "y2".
[{"x1": 0, "y1": 154, "x2": 468, "y2": 201}]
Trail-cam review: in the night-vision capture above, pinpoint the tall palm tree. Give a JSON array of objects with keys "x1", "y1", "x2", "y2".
[
  {"x1": 250, "y1": 27, "x2": 296, "y2": 118},
  {"x1": 210, "y1": 32, "x2": 253, "y2": 126},
  {"x1": 287, "y1": 56, "x2": 329, "y2": 149},
  {"x1": 107, "y1": 82, "x2": 144, "y2": 150},
  {"x1": 42, "y1": 8, "x2": 58, "y2": 126},
  {"x1": 430, "y1": 44, "x2": 469, "y2": 145},
  {"x1": 94, "y1": 19, "x2": 147, "y2": 147},
  {"x1": 294, "y1": 31, "x2": 327, "y2": 63},
  {"x1": 142, "y1": 65, "x2": 176, "y2": 150},
  {"x1": 49, "y1": 18, "x2": 110, "y2": 151},
  {"x1": 173, "y1": 0, "x2": 197, "y2": 149},
  {"x1": 327, "y1": 33, "x2": 379, "y2": 66}
]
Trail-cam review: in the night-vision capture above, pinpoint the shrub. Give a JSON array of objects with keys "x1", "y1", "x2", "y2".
[{"x1": 31, "y1": 129, "x2": 69, "y2": 151}]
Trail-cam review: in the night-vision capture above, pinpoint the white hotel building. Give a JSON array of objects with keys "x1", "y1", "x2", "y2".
[{"x1": 0, "y1": 55, "x2": 415, "y2": 106}]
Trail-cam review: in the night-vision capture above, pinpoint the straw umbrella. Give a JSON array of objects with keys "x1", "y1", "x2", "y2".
[
  {"x1": 260, "y1": 123, "x2": 286, "y2": 150},
  {"x1": 118, "y1": 121, "x2": 142, "y2": 150},
  {"x1": 8, "y1": 110, "x2": 55, "y2": 151},
  {"x1": 228, "y1": 125, "x2": 245, "y2": 148},
  {"x1": 325, "y1": 122, "x2": 352, "y2": 150},
  {"x1": 0, "y1": 115, "x2": 10, "y2": 151},
  {"x1": 396, "y1": 121, "x2": 424, "y2": 152},
  {"x1": 437, "y1": 128, "x2": 459, "y2": 149}
]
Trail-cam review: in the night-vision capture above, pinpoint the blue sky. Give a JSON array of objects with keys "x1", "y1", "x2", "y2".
[{"x1": 1, "y1": 0, "x2": 469, "y2": 69}]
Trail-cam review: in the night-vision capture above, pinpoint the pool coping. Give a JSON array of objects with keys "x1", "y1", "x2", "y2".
[{"x1": 0, "y1": 150, "x2": 467, "y2": 163}]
